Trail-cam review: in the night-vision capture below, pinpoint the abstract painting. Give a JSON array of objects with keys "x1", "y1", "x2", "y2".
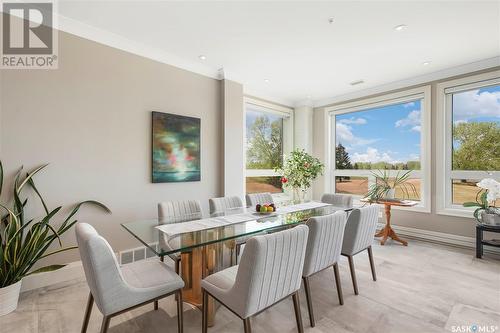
[{"x1": 152, "y1": 111, "x2": 201, "y2": 183}]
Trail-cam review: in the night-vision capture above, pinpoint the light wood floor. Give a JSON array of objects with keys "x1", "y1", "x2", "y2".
[{"x1": 1, "y1": 239, "x2": 499, "y2": 333}]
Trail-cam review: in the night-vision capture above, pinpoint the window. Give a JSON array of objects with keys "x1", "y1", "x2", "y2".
[
  {"x1": 327, "y1": 87, "x2": 431, "y2": 211},
  {"x1": 244, "y1": 99, "x2": 293, "y2": 197},
  {"x1": 437, "y1": 72, "x2": 500, "y2": 217}
]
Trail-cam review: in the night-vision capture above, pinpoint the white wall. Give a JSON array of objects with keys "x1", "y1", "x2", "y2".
[{"x1": 0, "y1": 31, "x2": 223, "y2": 264}]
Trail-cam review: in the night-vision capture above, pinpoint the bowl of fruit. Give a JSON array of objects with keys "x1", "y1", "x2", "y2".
[{"x1": 255, "y1": 203, "x2": 276, "y2": 214}]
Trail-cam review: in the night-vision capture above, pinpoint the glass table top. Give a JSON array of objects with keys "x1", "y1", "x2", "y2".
[{"x1": 121, "y1": 202, "x2": 351, "y2": 256}]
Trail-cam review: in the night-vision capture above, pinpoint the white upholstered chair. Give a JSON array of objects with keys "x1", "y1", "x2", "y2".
[
  {"x1": 208, "y1": 196, "x2": 244, "y2": 214},
  {"x1": 245, "y1": 192, "x2": 274, "y2": 207},
  {"x1": 76, "y1": 223, "x2": 184, "y2": 333},
  {"x1": 302, "y1": 211, "x2": 347, "y2": 327},
  {"x1": 158, "y1": 200, "x2": 203, "y2": 273},
  {"x1": 341, "y1": 205, "x2": 380, "y2": 295},
  {"x1": 201, "y1": 225, "x2": 309, "y2": 333},
  {"x1": 321, "y1": 193, "x2": 353, "y2": 208}
]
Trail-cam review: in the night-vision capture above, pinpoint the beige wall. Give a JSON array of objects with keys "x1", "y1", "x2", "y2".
[
  {"x1": 313, "y1": 67, "x2": 500, "y2": 239},
  {"x1": 0, "y1": 31, "x2": 223, "y2": 264}
]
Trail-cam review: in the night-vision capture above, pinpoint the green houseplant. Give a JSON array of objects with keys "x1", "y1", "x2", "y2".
[
  {"x1": 0, "y1": 161, "x2": 110, "y2": 315},
  {"x1": 365, "y1": 170, "x2": 419, "y2": 202},
  {"x1": 275, "y1": 149, "x2": 324, "y2": 201}
]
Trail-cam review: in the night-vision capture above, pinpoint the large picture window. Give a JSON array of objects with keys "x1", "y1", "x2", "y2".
[
  {"x1": 244, "y1": 99, "x2": 293, "y2": 196},
  {"x1": 328, "y1": 87, "x2": 431, "y2": 211},
  {"x1": 437, "y1": 73, "x2": 500, "y2": 216}
]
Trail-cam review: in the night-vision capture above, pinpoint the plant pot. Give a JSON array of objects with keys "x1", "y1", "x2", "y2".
[
  {"x1": 481, "y1": 211, "x2": 500, "y2": 226},
  {"x1": 0, "y1": 280, "x2": 22, "y2": 316},
  {"x1": 384, "y1": 188, "x2": 396, "y2": 199}
]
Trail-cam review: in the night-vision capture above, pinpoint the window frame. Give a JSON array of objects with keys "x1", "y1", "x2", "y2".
[
  {"x1": 244, "y1": 97, "x2": 294, "y2": 201},
  {"x1": 325, "y1": 86, "x2": 432, "y2": 213},
  {"x1": 436, "y1": 71, "x2": 500, "y2": 218}
]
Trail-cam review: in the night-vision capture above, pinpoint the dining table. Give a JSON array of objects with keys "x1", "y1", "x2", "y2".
[{"x1": 121, "y1": 201, "x2": 351, "y2": 326}]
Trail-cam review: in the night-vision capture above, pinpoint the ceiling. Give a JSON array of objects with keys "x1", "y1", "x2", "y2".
[{"x1": 56, "y1": 1, "x2": 500, "y2": 106}]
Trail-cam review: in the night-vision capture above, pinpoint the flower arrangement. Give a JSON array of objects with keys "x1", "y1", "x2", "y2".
[
  {"x1": 463, "y1": 178, "x2": 500, "y2": 224},
  {"x1": 275, "y1": 149, "x2": 324, "y2": 201}
]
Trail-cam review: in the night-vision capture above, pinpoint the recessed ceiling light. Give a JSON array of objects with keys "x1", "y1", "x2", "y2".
[
  {"x1": 198, "y1": 55, "x2": 207, "y2": 60},
  {"x1": 328, "y1": 17, "x2": 334, "y2": 24},
  {"x1": 350, "y1": 80, "x2": 365, "y2": 86},
  {"x1": 394, "y1": 24, "x2": 408, "y2": 31},
  {"x1": 422, "y1": 61, "x2": 431, "y2": 66},
  {"x1": 264, "y1": 79, "x2": 270, "y2": 83}
]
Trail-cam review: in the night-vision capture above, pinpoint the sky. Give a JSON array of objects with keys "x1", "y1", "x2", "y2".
[{"x1": 336, "y1": 84, "x2": 500, "y2": 165}]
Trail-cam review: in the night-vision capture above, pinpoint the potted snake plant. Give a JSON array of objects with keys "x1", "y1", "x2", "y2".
[{"x1": 0, "y1": 161, "x2": 110, "y2": 316}]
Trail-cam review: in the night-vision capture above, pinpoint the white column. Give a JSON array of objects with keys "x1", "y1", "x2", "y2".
[
  {"x1": 294, "y1": 103, "x2": 313, "y2": 153},
  {"x1": 222, "y1": 79, "x2": 245, "y2": 199}
]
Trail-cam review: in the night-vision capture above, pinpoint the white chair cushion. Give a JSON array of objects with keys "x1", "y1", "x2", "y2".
[{"x1": 121, "y1": 260, "x2": 184, "y2": 290}]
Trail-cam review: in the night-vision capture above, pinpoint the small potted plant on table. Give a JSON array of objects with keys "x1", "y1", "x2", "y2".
[
  {"x1": 463, "y1": 178, "x2": 500, "y2": 225},
  {"x1": 365, "y1": 170, "x2": 419, "y2": 202}
]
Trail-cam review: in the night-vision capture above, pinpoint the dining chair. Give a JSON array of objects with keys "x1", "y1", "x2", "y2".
[
  {"x1": 302, "y1": 211, "x2": 347, "y2": 327},
  {"x1": 341, "y1": 205, "x2": 380, "y2": 295},
  {"x1": 76, "y1": 223, "x2": 184, "y2": 333},
  {"x1": 201, "y1": 225, "x2": 309, "y2": 333},
  {"x1": 245, "y1": 192, "x2": 274, "y2": 207},
  {"x1": 158, "y1": 200, "x2": 203, "y2": 273},
  {"x1": 321, "y1": 193, "x2": 353, "y2": 208},
  {"x1": 208, "y1": 196, "x2": 244, "y2": 214}
]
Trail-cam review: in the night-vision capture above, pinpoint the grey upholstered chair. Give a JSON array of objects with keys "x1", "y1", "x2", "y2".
[
  {"x1": 341, "y1": 205, "x2": 380, "y2": 295},
  {"x1": 302, "y1": 211, "x2": 347, "y2": 327},
  {"x1": 201, "y1": 225, "x2": 309, "y2": 333},
  {"x1": 158, "y1": 200, "x2": 203, "y2": 273},
  {"x1": 208, "y1": 196, "x2": 244, "y2": 214},
  {"x1": 76, "y1": 223, "x2": 184, "y2": 333},
  {"x1": 245, "y1": 192, "x2": 274, "y2": 207},
  {"x1": 321, "y1": 193, "x2": 353, "y2": 208}
]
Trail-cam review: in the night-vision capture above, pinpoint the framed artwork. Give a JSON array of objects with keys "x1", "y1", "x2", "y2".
[{"x1": 152, "y1": 111, "x2": 201, "y2": 183}]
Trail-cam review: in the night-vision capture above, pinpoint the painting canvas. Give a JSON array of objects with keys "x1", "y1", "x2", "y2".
[{"x1": 152, "y1": 112, "x2": 201, "y2": 183}]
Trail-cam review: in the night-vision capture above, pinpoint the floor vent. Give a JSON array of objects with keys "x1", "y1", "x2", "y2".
[{"x1": 119, "y1": 243, "x2": 158, "y2": 265}]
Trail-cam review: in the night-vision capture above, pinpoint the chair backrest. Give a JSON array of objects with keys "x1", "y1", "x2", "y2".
[
  {"x1": 321, "y1": 193, "x2": 353, "y2": 208},
  {"x1": 232, "y1": 225, "x2": 309, "y2": 318},
  {"x1": 245, "y1": 192, "x2": 274, "y2": 207},
  {"x1": 158, "y1": 200, "x2": 203, "y2": 223},
  {"x1": 341, "y1": 205, "x2": 380, "y2": 255},
  {"x1": 209, "y1": 196, "x2": 244, "y2": 214},
  {"x1": 303, "y1": 211, "x2": 347, "y2": 277},
  {"x1": 75, "y1": 223, "x2": 128, "y2": 316}
]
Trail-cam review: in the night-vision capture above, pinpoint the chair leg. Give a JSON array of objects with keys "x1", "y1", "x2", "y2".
[
  {"x1": 100, "y1": 316, "x2": 110, "y2": 333},
  {"x1": 292, "y1": 292, "x2": 304, "y2": 333},
  {"x1": 174, "y1": 257, "x2": 181, "y2": 301},
  {"x1": 202, "y1": 289, "x2": 208, "y2": 333},
  {"x1": 155, "y1": 255, "x2": 166, "y2": 309},
  {"x1": 236, "y1": 243, "x2": 242, "y2": 265},
  {"x1": 177, "y1": 290, "x2": 184, "y2": 333},
  {"x1": 347, "y1": 255, "x2": 359, "y2": 295},
  {"x1": 302, "y1": 277, "x2": 315, "y2": 327},
  {"x1": 333, "y1": 263, "x2": 344, "y2": 305},
  {"x1": 243, "y1": 318, "x2": 251, "y2": 333},
  {"x1": 367, "y1": 246, "x2": 377, "y2": 281},
  {"x1": 81, "y1": 292, "x2": 94, "y2": 333}
]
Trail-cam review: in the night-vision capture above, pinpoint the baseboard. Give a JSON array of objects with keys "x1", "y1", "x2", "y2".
[{"x1": 378, "y1": 223, "x2": 500, "y2": 255}]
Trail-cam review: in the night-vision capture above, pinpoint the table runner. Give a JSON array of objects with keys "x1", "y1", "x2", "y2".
[{"x1": 155, "y1": 201, "x2": 330, "y2": 236}]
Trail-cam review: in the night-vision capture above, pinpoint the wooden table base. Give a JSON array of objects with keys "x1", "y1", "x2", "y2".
[{"x1": 375, "y1": 225, "x2": 408, "y2": 246}]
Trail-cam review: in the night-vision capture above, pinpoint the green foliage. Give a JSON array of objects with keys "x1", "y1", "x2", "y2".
[
  {"x1": 0, "y1": 161, "x2": 111, "y2": 287},
  {"x1": 275, "y1": 149, "x2": 324, "y2": 196},
  {"x1": 463, "y1": 190, "x2": 491, "y2": 223},
  {"x1": 246, "y1": 115, "x2": 283, "y2": 169},
  {"x1": 353, "y1": 161, "x2": 421, "y2": 170},
  {"x1": 365, "y1": 170, "x2": 419, "y2": 201},
  {"x1": 335, "y1": 144, "x2": 352, "y2": 169},
  {"x1": 453, "y1": 122, "x2": 500, "y2": 171}
]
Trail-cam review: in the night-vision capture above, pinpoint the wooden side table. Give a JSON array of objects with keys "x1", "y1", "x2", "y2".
[
  {"x1": 361, "y1": 199, "x2": 418, "y2": 246},
  {"x1": 476, "y1": 223, "x2": 500, "y2": 258}
]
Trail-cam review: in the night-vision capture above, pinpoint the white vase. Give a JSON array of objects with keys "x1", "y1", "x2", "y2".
[
  {"x1": 481, "y1": 211, "x2": 500, "y2": 226},
  {"x1": 385, "y1": 188, "x2": 396, "y2": 199},
  {"x1": 0, "y1": 280, "x2": 22, "y2": 316}
]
